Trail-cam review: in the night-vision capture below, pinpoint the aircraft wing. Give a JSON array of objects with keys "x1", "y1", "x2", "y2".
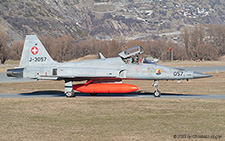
[{"x1": 39, "y1": 75, "x2": 121, "y2": 81}]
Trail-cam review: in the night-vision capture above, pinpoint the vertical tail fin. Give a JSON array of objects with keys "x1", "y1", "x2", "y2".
[{"x1": 19, "y1": 35, "x2": 57, "y2": 67}]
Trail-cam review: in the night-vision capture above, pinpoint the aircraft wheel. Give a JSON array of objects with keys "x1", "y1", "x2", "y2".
[
  {"x1": 90, "y1": 93, "x2": 97, "y2": 96},
  {"x1": 65, "y1": 90, "x2": 75, "y2": 97},
  {"x1": 154, "y1": 90, "x2": 161, "y2": 97}
]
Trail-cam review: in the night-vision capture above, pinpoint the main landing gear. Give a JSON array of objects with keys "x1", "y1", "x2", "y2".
[
  {"x1": 65, "y1": 80, "x2": 75, "y2": 97},
  {"x1": 152, "y1": 80, "x2": 161, "y2": 97}
]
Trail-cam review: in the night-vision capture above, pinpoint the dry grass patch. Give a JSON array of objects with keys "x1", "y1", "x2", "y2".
[
  {"x1": 0, "y1": 98, "x2": 224, "y2": 140},
  {"x1": 0, "y1": 64, "x2": 17, "y2": 73},
  {"x1": 0, "y1": 81, "x2": 64, "y2": 94},
  {"x1": 0, "y1": 60, "x2": 19, "y2": 73}
]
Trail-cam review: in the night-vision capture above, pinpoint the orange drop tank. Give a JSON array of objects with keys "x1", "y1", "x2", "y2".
[{"x1": 73, "y1": 83, "x2": 139, "y2": 93}]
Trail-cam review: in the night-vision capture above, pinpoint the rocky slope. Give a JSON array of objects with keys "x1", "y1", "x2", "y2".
[{"x1": 0, "y1": 0, "x2": 224, "y2": 41}]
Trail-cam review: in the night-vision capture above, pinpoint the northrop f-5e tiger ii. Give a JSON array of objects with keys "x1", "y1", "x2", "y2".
[{"x1": 7, "y1": 35, "x2": 212, "y2": 97}]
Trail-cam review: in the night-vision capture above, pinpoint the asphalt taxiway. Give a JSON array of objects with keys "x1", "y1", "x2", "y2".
[{"x1": 0, "y1": 91, "x2": 225, "y2": 99}]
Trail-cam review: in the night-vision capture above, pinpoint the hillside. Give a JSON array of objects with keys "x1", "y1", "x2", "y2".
[{"x1": 0, "y1": 0, "x2": 224, "y2": 41}]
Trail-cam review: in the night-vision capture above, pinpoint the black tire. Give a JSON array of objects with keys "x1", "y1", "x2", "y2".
[
  {"x1": 65, "y1": 90, "x2": 75, "y2": 97},
  {"x1": 154, "y1": 90, "x2": 161, "y2": 97}
]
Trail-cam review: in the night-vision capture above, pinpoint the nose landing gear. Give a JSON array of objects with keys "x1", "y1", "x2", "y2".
[{"x1": 152, "y1": 80, "x2": 161, "y2": 97}]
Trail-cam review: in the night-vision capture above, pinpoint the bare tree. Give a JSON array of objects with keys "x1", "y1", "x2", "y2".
[
  {"x1": 181, "y1": 24, "x2": 222, "y2": 60},
  {"x1": 198, "y1": 25, "x2": 205, "y2": 44},
  {"x1": 181, "y1": 27, "x2": 190, "y2": 59},
  {"x1": 106, "y1": 40, "x2": 121, "y2": 57},
  {"x1": 0, "y1": 32, "x2": 10, "y2": 64},
  {"x1": 206, "y1": 25, "x2": 225, "y2": 55},
  {"x1": 148, "y1": 39, "x2": 170, "y2": 61},
  {"x1": 39, "y1": 35, "x2": 55, "y2": 58},
  {"x1": 52, "y1": 35, "x2": 75, "y2": 62},
  {"x1": 10, "y1": 41, "x2": 24, "y2": 60},
  {"x1": 195, "y1": 44, "x2": 218, "y2": 60}
]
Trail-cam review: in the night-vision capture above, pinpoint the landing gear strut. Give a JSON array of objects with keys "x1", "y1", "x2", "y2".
[
  {"x1": 152, "y1": 80, "x2": 161, "y2": 97},
  {"x1": 65, "y1": 80, "x2": 75, "y2": 97}
]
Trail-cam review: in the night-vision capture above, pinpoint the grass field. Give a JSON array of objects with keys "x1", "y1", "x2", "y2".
[{"x1": 0, "y1": 98, "x2": 224, "y2": 140}]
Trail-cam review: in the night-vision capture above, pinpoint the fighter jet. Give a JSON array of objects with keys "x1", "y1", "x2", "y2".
[{"x1": 7, "y1": 35, "x2": 212, "y2": 97}]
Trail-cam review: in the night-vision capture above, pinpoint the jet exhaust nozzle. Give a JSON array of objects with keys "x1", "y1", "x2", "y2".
[{"x1": 7, "y1": 68, "x2": 24, "y2": 78}]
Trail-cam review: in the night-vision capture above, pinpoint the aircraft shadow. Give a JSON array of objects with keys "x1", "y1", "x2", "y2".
[
  {"x1": 19, "y1": 91, "x2": 203, "y2": 98},
  {"x1": 19, "y1": 91, "x2": 65, "y2": 97},
  {"x1": 76, "y1": 92, "x2": 203, "y2": 97}
]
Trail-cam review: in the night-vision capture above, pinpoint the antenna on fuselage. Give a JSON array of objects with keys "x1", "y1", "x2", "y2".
[{"x1": 99, "y1": 52, "x2": 105, "y2": 59}]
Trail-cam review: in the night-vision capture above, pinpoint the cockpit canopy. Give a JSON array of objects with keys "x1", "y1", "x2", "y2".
[
  {"x1": 119, "y1": 46, "x2": 144, "y2": 58},
  {"x1": 142, "y1": 58, "x2": 156, "y2": 64},
  {"x1": 119, "y1": 46, "x2": 157, "y2": 64}
]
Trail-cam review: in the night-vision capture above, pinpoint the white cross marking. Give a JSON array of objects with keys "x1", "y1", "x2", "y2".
[{"x1": 31, "y1": 47, "x2": 38, "y2": 55}]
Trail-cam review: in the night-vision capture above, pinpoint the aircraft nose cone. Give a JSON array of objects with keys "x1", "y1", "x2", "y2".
[{"x1": 193, "y1": 71, "x2": 212, "y2": 79}]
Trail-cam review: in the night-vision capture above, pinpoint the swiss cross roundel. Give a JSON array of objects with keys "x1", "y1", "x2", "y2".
[{"x1": 31, "y1": 46, "x2": 39, "y2": 55}]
